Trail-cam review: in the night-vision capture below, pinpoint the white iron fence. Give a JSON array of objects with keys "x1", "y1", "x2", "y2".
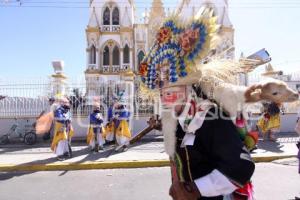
[{"x1": 0, "y1": 79, "x2": 154, "y2": 119}]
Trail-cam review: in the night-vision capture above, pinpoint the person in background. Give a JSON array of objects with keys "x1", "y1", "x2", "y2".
[
  {"x1": 51, "y1": 97, "x2": 74, "y2": 161},
  {"x1": 257, "y1": 102, "x2": 281, "y2": 141},
  {"x1": 105, "y1": 104, "x2": 116, "y2": 143},
  {"x1": 114, "y1": 97, "x2": 131, "y2": 151},
  {"x1": 87, "y1": 103, "x2": 105, "y2": 152}
]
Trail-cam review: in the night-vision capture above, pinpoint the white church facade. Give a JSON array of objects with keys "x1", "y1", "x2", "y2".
[{"x1": 84, "y1": 0, "x2": 234, "y2": 115}]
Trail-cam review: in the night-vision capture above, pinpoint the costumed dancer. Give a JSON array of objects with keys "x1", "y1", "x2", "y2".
[
  {"x1": 51, "y1": 97, "x2": 74, "y2": 161},
  {"x1": 114, "y1": 99, "x2": 131, "y2": 151},
  {"x1": 87, "y1": 103, "x2": 105, "y2": 152},
  {"x1": 164, "y1": 85, "x2": 255, "y2": 200},
  {"x1": 257, "y1": 102, "x2": 281, "y2": 141},
  {"x1": 139, "y1": 10, "x2": 256, "y2": 199},
  {"x1": 105, "y1": 105, "x2": 115, "y2": 143}
]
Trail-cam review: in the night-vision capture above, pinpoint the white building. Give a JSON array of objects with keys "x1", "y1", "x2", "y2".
[{"x1": 84, "y1": 0, "x2": 234, "y2": 115}]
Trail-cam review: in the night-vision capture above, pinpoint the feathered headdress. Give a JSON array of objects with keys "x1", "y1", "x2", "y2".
[{"x1": 139, "y1": 8, "x2": 219, "y2": 91}]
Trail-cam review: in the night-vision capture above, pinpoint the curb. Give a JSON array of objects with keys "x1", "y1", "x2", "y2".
[
  {"x1": 252, "y1": 155, "x2": 296, "y2": 163},
  {"x1": 0, "y1": 160, "x2": 171, "y2": 172},
  {"x1": 0, "y1": 155, "x2": 296, "y2": 172}
]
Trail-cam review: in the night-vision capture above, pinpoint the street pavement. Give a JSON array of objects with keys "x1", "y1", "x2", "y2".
[
  {"x1": 0, "y1": 134, "x2": 299, "y2": 171},
  {"x1": 0, "y1": 159, "x2": 299, "y2": 200}
]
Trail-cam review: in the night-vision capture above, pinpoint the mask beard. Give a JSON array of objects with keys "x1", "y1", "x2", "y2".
[{"x1": 161, "y1": 109, "x2": 177, "y2": 159}]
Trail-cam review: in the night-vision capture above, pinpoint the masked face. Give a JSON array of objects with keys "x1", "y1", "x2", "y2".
[
  {"x1": 62, "y1": 105, "x2": 70, "y2": 111},
  {"x1": 94, "y1": 109, "x2": 100, "y2": 113},
  {"x1": 161, "y1": 86, "x2": 187, "y2": 111}
]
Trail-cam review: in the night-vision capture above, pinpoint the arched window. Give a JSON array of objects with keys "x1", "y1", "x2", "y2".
[
  {"x1": 90, "y1": 45, "x2": 96, "y2": 64},
  {"x1": 112, "y1": 46, "x2": 120, "y2": 65},
  {"x1": 123, "y1": 45, "x2": 130, "y2": 64},
  {"x1": 137, "y1": 51, "x2": 145, "y2": 66},
  {"x1": 103, "y1": 7, "x2": 110, "y2": 25},
  {"x1": 112, "y1": 7, "x2": 120, "y2": 25},
  {"x1": 103, "y1": 46, "x2": 110, "y2": 66}
]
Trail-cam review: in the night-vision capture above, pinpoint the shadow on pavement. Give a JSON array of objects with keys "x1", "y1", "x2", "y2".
[
  {"x1": 257, "y1": 140, "x2": 284, "y2": 153},
  {"x1": 0, "y1": 141, "x2": 150, "y2": 181},
  {"x1": 71, "y1": 145, "x2": 116, "y2": 164},
  {"x1": 0, "y1": 155, "x2": 57, "y2": 181}
]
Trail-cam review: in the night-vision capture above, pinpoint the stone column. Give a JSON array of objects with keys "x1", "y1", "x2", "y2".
[
  {"x1": 99, "y1": 50, "x2": 103, "y2": 71},
  {"x1": 51, "y1": 61, "x2": 67, "y2": 97},
  {"x1": 96, "y1": 48, "x2": 99, "y2": 69},
  {"x1": 120, "y1": 48, "x2": 124, "y2": 70},
  {"x1": 125, "y1": 79, "x2": 134, "y2": 130},
  {"x1": 130, "y1": 48, "x2": 133, "y2": 71},
  {"x1": 86, "y1": 48, "x2": 90, "y2": 67},
  {"x1": 109, "y1": 47, "x2": 113, "y2": 72}
]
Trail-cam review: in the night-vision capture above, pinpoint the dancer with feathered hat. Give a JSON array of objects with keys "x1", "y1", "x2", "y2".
[
  {"x1": 138, "y1": 8, "x2": 298, "y2": 200},
  {"x1": 113, "y1": 91, "x2": 131, "y2": 151},
  {"x1": 51, "y1": 96, "x2": 74, "y2": 161},
  {"x1": 87, "y1": 101, "x2": 105, "y2": 152}
]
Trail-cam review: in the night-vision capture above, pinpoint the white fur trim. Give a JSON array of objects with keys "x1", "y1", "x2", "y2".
[
  {"x1": 213, "y1": 84, "x2": 247, "y2": 120},
  {"x1": 161, "y1": 110, "x2": 177, "y2": 158}
]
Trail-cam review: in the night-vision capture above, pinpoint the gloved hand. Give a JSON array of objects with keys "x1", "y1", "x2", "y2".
[
  {"x1": 96, "y1": 113, "x2": 102, "y2": 120},
  {"x1": 169, "y1": 181, "x2": 201, "y2": 200}
]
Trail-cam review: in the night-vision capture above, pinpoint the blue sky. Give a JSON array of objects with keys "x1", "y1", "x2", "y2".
[{"x1": 0, "y1": 0, "x2": 299, "y2": 81}]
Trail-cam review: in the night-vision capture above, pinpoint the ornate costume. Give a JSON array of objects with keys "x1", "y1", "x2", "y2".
[
  {"x1": 51, "y1": 101, "x2": 73, "y2": 161},
  {"x1": 257, "y1": 102, "x2": 281, "y2": 141},
  {"x1": 161, "y1": 90, "x2": 255, "y2": 200},
  {"x1": 114, "y1": 104, "x2": 131, "y2": 147},
  {"x1": 87, "y1": 106, "x2": 105, "y2": 152}
]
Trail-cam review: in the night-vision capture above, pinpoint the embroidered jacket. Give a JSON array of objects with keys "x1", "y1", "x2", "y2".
[{"x1": 173, "y1": 107, "x2": 255, "y2": 199}]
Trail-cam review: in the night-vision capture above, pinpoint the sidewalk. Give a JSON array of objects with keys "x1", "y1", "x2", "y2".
[{"x1": 0, "y1": 134, "x2": 299, "y2": 172}]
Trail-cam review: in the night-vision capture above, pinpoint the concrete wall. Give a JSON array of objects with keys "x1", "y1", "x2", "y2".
[
  {"x1": 280, "y1": 113, "x2": 299, "y2": 132},
  {"x1": 1, "y1": 114, "x2": 297, "y2": 139},
  {"x1": 0, "y1": 117, "x2": 36, "y2": 138},
  {"x1": 0, "y1": 116, "x2": 155, "y2": 138},
  {"x1": 252, "y1": 113, "x2": 298, "y2": 133}
]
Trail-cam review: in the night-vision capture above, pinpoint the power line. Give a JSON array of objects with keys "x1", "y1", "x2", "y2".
[
  {"x1": 5, "y1": 0, "x2": 300, "y2": 2},
  {"x1": 3, "y1": 0, "x2": 300, "y2": 5},
  {"x1": 2, "y1": 0, "x2": 300, "y2": 9},
  {"x1": 2, "y1": 5, "x2": 300, "y2": 9}
]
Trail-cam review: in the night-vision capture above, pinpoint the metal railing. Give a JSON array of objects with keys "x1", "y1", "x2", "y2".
[
  {"x1": 100, "y1": 25, "x2": 120, "y2": 33},
  {"x1": 0, "y1": 80, "x2": 154, "y2": 118},
  {"x1": 121, "y1": 64, "x2": 130, "y2": 71},
  {"x1": 111, "y1": 25, "x2": 120, "y2": 32},
  {"x1": 87, "y1": 64, "x2": 97, "y2": 70},
  {"x1": 0, "y1": 97, "x2": 49, "y2": 118},
  {"x1": 100, "y1": 25, "x2": 110, "y2": 32},
  {"x1": 112, "y1": 65, "x2": 120, "y2": 73}
]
